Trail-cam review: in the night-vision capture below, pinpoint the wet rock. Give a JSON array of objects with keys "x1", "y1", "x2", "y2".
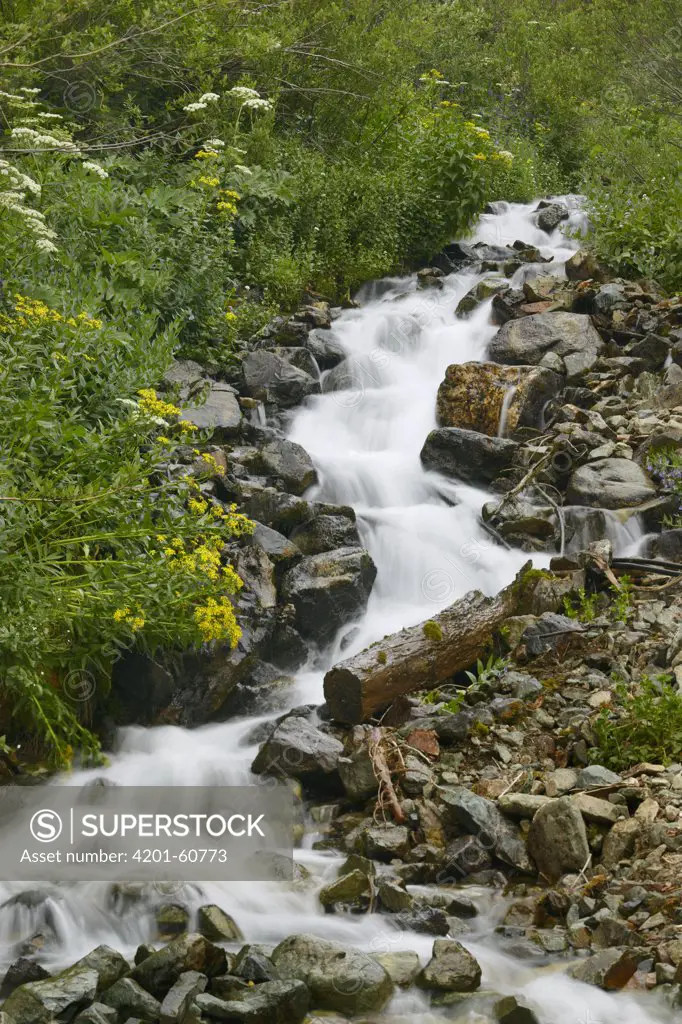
[
  {"x1": 417, "y1": 939, "x2": 482, "y2": 992},
  {"x1": 3, "y1": 968, "x2": 99, "y2": 1024},
  {"x1": 319, "y1": 869, "x2": 371, "y2": 908},
  {"x1": 195, "y1": 979, "x2": 309, "y2": 1023},
  {"x1": 197, "y1": 906, "x2": 243, "y2": 943},
  {"x1": 180, "y1": 382, "x2": 242, "y2": 439},
  {"x1": 248, "y1": 524, "x2": 301, "y2": 568},
  {"x1": 242, "y1": 351, "x2": 320, "y2": 408},
  {"x1": 527, "y1": 797, "x2": 590, "y2": 882},
  {"x1": 101, "y1": 978, "x2": 162, "y2": 1020},
  {"x1": 567, "y1": 949, "x2": 637, "y2": 990},
  {"x1": 244, "y1": 441, "x2": 316, "y2": 496},
  {"x1": 394, "y1": 906, "x2": 450, "y2": 936},
  {"x1": 304, "y1": 329, "x2": 345, "y2": 371},
  {"x1": 566, "y1": 458, "x2": 656, "y2": 510},
  {"x1": 420, "y1": 428, "x2": 518, "y2": 486},
  {"x1": 290, "y1": 514, "x2": 360, "y2": 556},
  {"x1": 495, "y1": 995, "x2": 540, "y2": 1024},
  {"x1": 372, "y1": 951, "x2": 420, "y2": 988},
  {"x1": 443, "y1": 835, "x2": 493, "y2": 877},
  {"x1": 156, "y1": 904, "x2": 189, "y2": 939},
  {"x1": 252, "y1": 716, "x2": 343, "y2": 789},
  {"x1": 652, "y1": 529, "x2": 682, "y2": 563},
  {"x1": 440, "y1": 787, "x2": 532, "y2": 871},
  {"x1": 271, "y1": 934, "x2": 393, "y2": 1015},
  {"x1": 73, "y1": 1002, "x2": 118, "y2": 1024},
  {"x1": 280, "y1": 547, "x2": 377, "y2": 645},
  {"x1": 488, "y1": 312, "x2": 604, "y2": 380},
  {"x1": 160, "y1": 971, "x2": 207, "y2": 1024},
  {"x1": 337, "y1": 727, "x2": 378, "y2": 802},
  {"x1": 456, "y1": 276, "x2": 508, "y2": 316},
  {"x1": 0, "y1": 961, "x2": 50, "y2": 1000},
  {"x1": 376, "y1": 879, "x2": 413, "y2": 913},
  {"x1": 131, "y1": 934, "x2": 227, "y2": 999},
  {"x1": 536, "y1": 201, "x2": 569, "y2": 233},
  {"x1": 232, "y1": 948, "x2": 279, "y2": 984},
  {"x1": 361, "y1": 823, "x2": 410, "y2": 861},
  {"x1": 435, "y1": 361, "x2": 560, "y2": 437}
]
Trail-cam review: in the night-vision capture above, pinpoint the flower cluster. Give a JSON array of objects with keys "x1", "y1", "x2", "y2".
[
  {"x1": 113, "y1": 606, "x2": 146, "y2": 631},
  {"x1": 0, "y1": 294, "x2": 102, "y2": 332},
  {"x1": 137, "y1": 388, "x2": 182, "y2": 420},
  {"x1": 184, "y1": 92, "x2": 221, "y2": 113},
  {"x1": 229, "y1": 85, "x2": 273, "y2": 111},
  {"x1": 194, "y1": 596, "x2": 242, "y2": 645},
  {"x1": 419, "y1": 68, "x2": 450, "y2": 86},
  {"x1": 216, "y1": 189, "x2": 240, "y2": 216}
]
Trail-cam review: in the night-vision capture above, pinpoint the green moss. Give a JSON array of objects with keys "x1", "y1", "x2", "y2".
[
  {"x1": 376, "y1": 650, "x2": 387, "y2": 665},
  {"x1": 423, "y1": 620, "x2": 443, "y2": 642}
]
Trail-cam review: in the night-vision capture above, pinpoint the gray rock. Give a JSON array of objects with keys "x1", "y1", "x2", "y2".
[
  {"x1": 394, "y1": 906, "x2": 450, "y2": 936},
  {"x1": 417, "y1": 939, "x2": 482, "y2": 992},
  {"x1": 0, "y1": 961, "x2": 50, "y2": 1000},
  {"x1": 232, "y1": 947, "x2": 279, "y2": 984},
  {"x1": 3, "y1": 968, "x2": 99, "y2": 1024},
  {"x1": 495, "y1": 995, "x2": 540, "y2": 1024},
  {"x1": 498, "y1": 794, "x2": 552, "y2": 819},
  {"x1": 249, "y1": 524, "x2": 301, "y2": 567},
  {"x1": 246, "y1": 441, "x2": 316, "y2": 497},
  {"x1": 571, "y1": 793, "x2": 621, "y2": 825},
  {"x1": 376, "y1": 878, "x2": 413, "y2": 913},
  {"x1": 290, "y1": 514, "x2": 360, "y2": 555},
  {"x1": 536, "y1": 202, "x2": 568, "y2": 232},
  {"x1": 420, "y1": 428, "x2": 518, "y2": 486},
  {"x1": 181, "y1": 382, "x2": 242, "y2": 438},
  {"x1": 576, "y1": 765, "x2": 623, "y2": 789},
  {"x1": 440, "y1": 786, "x2": 532, "y2": 871},
  {"x1": 362, "y1": 823, "x2": 410, "y2": 861},
  {"x1": 195, "y1": 979, "x2": 309, "y2": 1023},
  {"x1": 304, "y1": 329, "x2": 345, "y2": 370},
  {"x1": 130, "y1": 934, "x2": 226, "y2": 1000},
  {"x1": 271, "y1": 934, "x2": 393, "y2": 1015},
  {"x1": 280, "y1": 547, "x2": 377, "y2": 645},
  {"x1": 506, "y1": 671, "x2": 543, "y2": 700},
  {"x1": 521, "y1": 613, "x2": 584, "y2": 657},
  {"x1": 600, "y1": 818, "x2": 641, "y2": 869},
  {"x1": 567, "y1": 458, "x2": 656, "y2": 510},
  {"x1": 372, "y1": 951, "x2": 420, "y2": 988},
  {"x1": 251, "y1": 716, "x2": 343, "y2": 787},
  {"x1": 73, "y1": 1002, "x2": 118, "y2": 1024},
  {"x1": 102, "y1": 978, "x2": 162, "y2": 1020},
  {"x1": 160, "y1": 972, "x2": 207, "y2": 1024},
  {"x1": 197, "y1": 906, "x2": 243, "y2": 942},
  {"x1": 319, "y1": 869, "x2": 370, "y2": 908},
  {"x1": 488, "y1": 312, "x2": 604, "y2": 381},
  {"x1": 156, "y1": 904, "x2": 189, "y2": 939},
  {"x1": 242, "y1": 351, "x2": 320, "y2": 408},
  {"x1": 527, "y1": 798, "x2": 590, "y2": 882},
  {"x1": 567, "y1": 949, "x2": 637, "y2": 990},
  {"x1": 443, "y1": 835, "x2": 493, "y2": 877}
]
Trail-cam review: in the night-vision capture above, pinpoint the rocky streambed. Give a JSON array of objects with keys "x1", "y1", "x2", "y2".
[{"x1": 2, "y1": 198, "x2": 682, "y2": 1024}]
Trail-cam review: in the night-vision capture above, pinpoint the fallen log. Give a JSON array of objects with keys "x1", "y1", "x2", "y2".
[{"x1": 323, "y1": 561, "x2": 539, "y2": 724}]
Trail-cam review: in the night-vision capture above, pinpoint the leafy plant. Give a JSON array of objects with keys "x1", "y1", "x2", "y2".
[
  {"x1": 563, "y1": 588, "x2": 599, "y2": 623},
  {"x1": 591, "y1": 675, "x2": 682, "y2": 769},
  {"x1": 611, "y1": 575, "x2": 634, "y2": 624},
  {"x1": 465, "y1": 654, "x2": 509, "y2": 688}
]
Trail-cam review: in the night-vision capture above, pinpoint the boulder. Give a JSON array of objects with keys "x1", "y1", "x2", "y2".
[
  {"x1": 417, "y1": 939, "x2": 481, "y2": 992},
  {"x1": 495, "y1": 995, "x2": 540, "y2": 1024},
  {"x1": 361, "y1": 823, "x2": 411, "y2": 861},
  {"x1": 160, "y1": 972, "x2": 207, "y2": 1024},
  {"x1": 251, "y1": 716, "x2": 343, "y2": 787},
  {"x1": 565, "y1": 250, "x2": 610, "y2": 283},
  {"x1": 498, "y1": 794, "x2": 551, "y2": 819},
  {"x1": 488, "y1": 312, "x2": 604, "y2": 380},
  {"x1": 0, "y1": 961, "x2": 50, "y2": 1000},
  {"x1": 290, "y1": 514, "x2": 360, "y2": 555},
  {"x1": 180, "y1": 382, "x2": 242, "y2": 438},
  {"x1": 101, "y1": 978, "x2": 162, "y2": 1020},
  {"x1": 197, "y1": 906, "x2": 243, "y2": 942},
  {"x1": 130, "y1": 934, "x2": 226, "y2": 1000},
  {"x1": 567, "y1": 949, "x2": 637, "y2": 990},
  {"x1": 536, "y1": 201, "x2": 569, "y2": 233},
  {"x1": 319, "y1": 869, "x2": 370, "y2": 908},
  {"x1": 248, "y1": 524, "x2": 301, "y2": 568},
  {"x1": 242, "y1": 351, "x2": 320, "y2": 408},
  {"x1": 271, "y1": 935, "x2": 393, "y2": 1015},
  {"x1": 232, "y1": 946, "x2": 279, "y2": 984},
  {"x1": 195, "y1": 979, "x2": 309, "y2": 1024},
  {"x1": 527, "y1": 797, "x2": 590, "y2": 882},
  {"x1": 70, "y1": 947, "x2": 130, "y2": 993},
  {"x1": 440, "y1": 787, "x2": 532, "y2": 871},
  {"x1": 443, "y1": 835, "x2": 493, "y2": 876},
  {"x1": 600, "y1": 818, "x2": 641, "y2": 870},
  {"x1": 373, "y1": 951, "x2": 420, "y2": 988},
  {"x1": 566, "y1": 458, "x2": 656, "y2": 510},
  {"x1": 394, "y1": 906, "x2": 450, "y2": 935},
  {"x1": 73, "y1": 1002, "x2": 118, "y2": 1024},
  {"x1": 279, "y1": 547, "x2": 377, "y2": 645},
  {"x1": 304, "y1": 329, "x2": 345, "y2": 370},
  {"x1": 436, "y1": 361, "x2": 560, "y2": 437},
  {"x1": 244, "y1": 441, "x2": 316, "y2": 496},
  {"x1": 420, "y1": 428, "x2": 518, "y2": 486},
  {"x1": 3, "y1": 968, "x2": 99, "y2": 1024}
]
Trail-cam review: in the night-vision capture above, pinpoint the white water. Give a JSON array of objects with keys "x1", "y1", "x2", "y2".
[{"x1": 1, "y1": 200, "x2": 669, "y2": 1022}]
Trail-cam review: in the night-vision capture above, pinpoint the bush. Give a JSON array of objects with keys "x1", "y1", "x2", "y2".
[{"x1": 591, "y1": 675, "x2": 682, "y2": 769}]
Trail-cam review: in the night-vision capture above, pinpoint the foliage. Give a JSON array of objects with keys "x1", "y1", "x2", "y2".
[
  {"x1": 591, "y1": 675, "x2": 682, "y2": 769},
  {"x1": 644, "y1": 448, "x2": 682, "y2": 526},
  {"x1": 563, "y1": 588, "x2": 599, "y2": 623},
  {"x1": 465, "y1": 654, "x2": 509, "y2": 688},
  {"x1": 611, "y1": 575, "x2": 634, "y2": 624}
]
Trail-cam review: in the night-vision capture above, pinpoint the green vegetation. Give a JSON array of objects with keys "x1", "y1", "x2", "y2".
[
  {"x1": 591, "y1": 675, "x2": 682, "y2": 769},
  {"x1": 422, "y1": 620, "x2": 444, "y2": 642},
  {"x1": 465, "y1": 654, "x2": 509, "y2": 688},
  {"x1": 644, "y1": 449, "x2": 682, "y2": 526},
  {"x1": 611, "y1": 575, "x2": 634, "y2": 624},
  {"x1": 0, "y1": 0, "x2": 680, "y2": 764},
  {"x1": 563, "y1": 588, "x2": 599, "y2": 623}
]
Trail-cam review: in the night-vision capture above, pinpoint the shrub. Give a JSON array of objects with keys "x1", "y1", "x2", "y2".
[{"x1": 591, "y1": 675, "x2": 682, "y2": 769}]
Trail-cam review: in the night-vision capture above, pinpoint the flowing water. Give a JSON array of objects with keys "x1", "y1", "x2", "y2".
[{"x1": 0, "y1": 199, "x2": 671, "y2": 1022}]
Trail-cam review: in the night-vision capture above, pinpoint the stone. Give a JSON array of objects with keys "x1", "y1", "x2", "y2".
[
  {"x1": 130, "y1": 934, "x2": 227, "y2": 1000},
  {"x1": 304, "y1": 329, "x2": 345, "y2": 370},
  {"x1": 527, "y1": 797, "x2": 590, "y2": 882},
  {"x1": 197, "y1": 906, "x2": 243, "y2": 943},
  {"x1": 420, "y1": 428, "x2": 518, "y2": 486},
  {"x1": 488, "y1": 312, "x2": 604, "y2": 380},
  {"x1": 337, "y1": 728, "x2": 378, "y2": 802},
  {"x1": 498, "y1": 794, "x2": 551, "y2": 819},
  {"x1": 3, "y1": 969, "x2": 99, "y2": 1024},
  {"x1": 160, "y1": 972, "x2": 207, "y2": 1024},
  {"x1": 600, "y1": 818, "x2": 641, "y2": 869},
  {"x1": 576, "y1": 765, "x2": 623, "y2": 789},
  {"x1": 252, "y1": 716, "x2": 343, "y2": 787},
  {"x1": 73, "y1": 1002, "x2": 118, "y2": 1024},
  {"x1": 495, "y1": 995, "x2": 540, "y2": 1024},
  {"x1": 232, "y1": 947, "x2": 279, "y2": 984},
  {"x1": 566, "y1": 459, "x2": 656, "y2": 510},
  {"x1": 439, "y1": 786, "x2": 532, "y2": 871},
  {"x1": 393, "y1": 906, "x2": 450, "y2": 936},
  {"x1": 271, "y1": 934, "x2": 393, "y2": 1015},
  {"x1": 279, "y1": 547, "x2": 377, "y2": 645},
  {"x1": 571, "y1": 793, "x2": 621, "y2": 825},
  {"x1": 536, "y1": 201, "x2": 568, "y2": 233},
  {"x1": 0, "y1": 961, "x2": 50, "y2": 1000},
  {"x1": 242, "y1": 350, "x2": 320, "y2": 408},
  {"x1": 249, "y1": 524, "x2": 301, "y2": 567},
  {"x1": 180, "y1": 382, "x2": 241, "y2": 438},
  {"x1": 156, "y1": 904, "x2": 189, "y2": 939},
  {"x1": 319, "y1": 869, "x2": 370, "y2": 908},
  {"x1": 435, "y1": 361, "x2": 560, "y2": 437},
  {"x1": 195, "y1": 979, "x2": 309, "y2": 1024},
  {"x1": 361, "y1": 823, "x2": 410, "y2": 861},
  {"x1": 376, "y1": 878, "x2": 413, "y2": 913},
  {"x1": 290, "y1": 514, "x2": 360, "y2": 555},
  {"x1": 245, "y1": 441, "x2": 316, "y2": 496},
  {"x1": 521, "y1": 613, "x2": 583, "y2": 657},
  {"x1": 417, "y1": 939, "x2": 482, "y2": 993},
  {"x1": 565, "y1": 250, "x2": 610, "y2": 283},
  {"x1": 372, "y1": 951, "x2": 420, "y2": 988},
  {"x1": 544, "y1": 768, "x2": 578, "y2": 797},
  {"x1": 567, "y1": 949, "x2": 637, "y2": 990},
  {"x1": 506, "y1": 672, "x2": 543, "y2": 700},
  {"x1": 443, "y1": 835, "x2": 493, "y2": 877},
  {"x1": 102, "y1": 978, "x2": 162, "y2": 1021}
]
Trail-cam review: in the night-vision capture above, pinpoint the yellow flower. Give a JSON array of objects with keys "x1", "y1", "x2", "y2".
[
  {"x1": 113, "y1": 607, "x2": 130, "y2": 622},
  {"x1": 194, "y1": 149, "x2": 220, "y2": 160},
  {"x1": 188, "y1": 497, "x2": 209, "y2": 516},
  {"x1": 200, "y1": 452, "x2": 226, "y2": 476},
  {"x1": 472, "y1": 153, "x2": 487, "y2": 161},
  {"x1": 179, "y1": 420, "x2": 199, "y2": 433},
  {"x1": 225, "y1": 310, "x2": 237, "y2": 322},
  {"x1": 137, "y1": 388, "x2": 181, "y2": 420},
  {"x1": 157, "y1": 435, "x2": 171, "y2": 445},
  {"x1": 194, "y1": 596, "x2": 242, "y2": 645},
  {"x1": 198, "y1": 175, "x2": 220, "y2": 187},
  {"x1": 474, "y1": 128, "x2": 490, "y2": 138}
]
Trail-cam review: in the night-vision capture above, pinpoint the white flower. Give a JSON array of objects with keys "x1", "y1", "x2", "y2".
[
  {"x1": 0, "y1": 90, "x2": 26, "y2": 102},
  {"x1": 497, "y1": 150, "x2": 514, "y2": 161},
  {"x1": 19, "y1": 87, "x2": 41, "y2": 94},
  {"x1": 10, "y1": 126, "x2": 79, "y2": 151},
  {"x1": 204, "y1": 138, "x2": 225, "y2": 149},
  {"x1": 229, "y1": 86, "x2": 260, "y2": 101},
  {"x1": 81, "y1": 160, "x2": 108, "y2": 179},
  {"x1": 35, "y1": 238, "x2": 58, "y2": 253},
  {"x1": 243, "y1": 98, "x2": 272, "y2": 111},
  {"x1": 199, "y1": 92, "x2": 220, "y2": 104},
  {"x1": 233, "y1": 165, "x2": 253, "y2": 175},
  {"x1": 35, "y1": 112, "x2": 63, "y2": 120},
  {"x1": 184, "y1": 101, "x2": 207, "y2": 113}
]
